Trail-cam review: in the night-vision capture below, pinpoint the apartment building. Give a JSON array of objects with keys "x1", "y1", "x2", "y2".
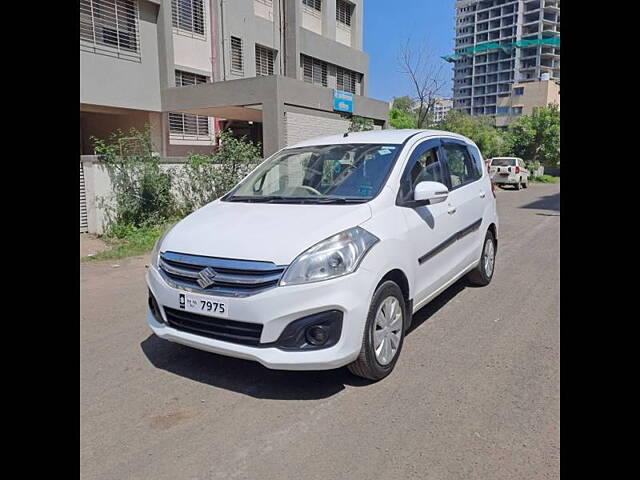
[
  {"x1": 495, "y1": 78, "x2": 559, "y2": 127},
  {"x1": 80, "y1": 0, "x2": 388, "y2": 159},
  {"x1": 447, "y1": 0, "x2": 560, "y2": 117},
  {"x1": 432, "y1": 98, "x2": 453, "y2": 123}
]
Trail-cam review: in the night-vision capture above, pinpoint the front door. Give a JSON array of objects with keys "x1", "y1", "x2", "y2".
[{"x1": 398, "y1": 139, "x2": 463, "y2": 307}]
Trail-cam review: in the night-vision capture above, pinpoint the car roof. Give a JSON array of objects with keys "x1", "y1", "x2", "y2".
[{"x1": 286, "y1": 129, "x2": 475, "y2": 149}]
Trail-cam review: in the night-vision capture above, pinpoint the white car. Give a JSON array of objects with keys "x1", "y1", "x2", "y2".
[
  {"x1": 489, "y1": 157, "x2": 529, "y2": 189},
  {"x1": 146, "y1": 130, "x2": 499, "y2": 380}
]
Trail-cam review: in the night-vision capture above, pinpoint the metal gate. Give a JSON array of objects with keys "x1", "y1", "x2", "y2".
[{"x1": 80, "y1": 161, "x2": 88, "y2": 233}]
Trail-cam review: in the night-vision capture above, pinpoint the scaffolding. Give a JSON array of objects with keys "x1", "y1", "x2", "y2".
[{"x1": 442, "y1": 36, "x2": 560, "y2": 62}]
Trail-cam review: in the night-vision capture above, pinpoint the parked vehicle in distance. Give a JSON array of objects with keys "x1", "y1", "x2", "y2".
[
  {"x1": 146, "y1": 129, "x2": 499, "y2": 380},
  {"x1": 489, "y1": 157, "x2": 529, "y2": 190}
]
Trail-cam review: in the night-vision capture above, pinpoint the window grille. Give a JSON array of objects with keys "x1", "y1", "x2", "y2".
[
  {"x1": 303, "y1": 0, "x2": 322, "y2": 12},
  {"x1": 337, "y1": 66, "x2": 357, "y2": 94},
  {"x1": 336, "y1": 0, "x2": 353, "y2": 27},
  {"x1": 302, "y1": 55, "x2": 327, "y2": 87},
  {"x1": 230, "y1": 37, "x2": 244, "y2": 75},
  {"x1": 255, "y1": 45, "x2": 276, "y2": 76},
  {"x1": 80, "y1": 0, "x2": 141, "y2": 61},
  {"x1": 169, "y1": 70, "x2": 210, "y2": 140},
  {"x1": 171, "y1": 0, "x2": 205, "y2": 37}
]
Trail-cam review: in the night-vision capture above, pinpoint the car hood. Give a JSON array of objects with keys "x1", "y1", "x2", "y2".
[{"x1": 161, "y1": 200, "x2": 373, "y2": 266}]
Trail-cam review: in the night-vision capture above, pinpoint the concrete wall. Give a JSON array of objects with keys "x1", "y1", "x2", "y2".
[
  {"x1": 283, "y1": 111, "x2": 350, "y2": 146},
  {"x1": 80, "y1": 1, "x2": 162, "y2": 112},
  {"x1": 81, "y1": 155, "x2": 196, "y2": 234}
]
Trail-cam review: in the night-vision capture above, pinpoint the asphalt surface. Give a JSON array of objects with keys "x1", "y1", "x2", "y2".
[{"x1": 80, "y1": 183, "x2": 560, "y2": 480}]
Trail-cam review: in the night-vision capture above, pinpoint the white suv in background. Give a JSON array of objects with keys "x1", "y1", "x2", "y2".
[
  {"x1": 146, "y1": 130, "x2": 499, "y2": 381},
  {"x1": 490, "y1": 157, "x2": 529, "y2": 189}
]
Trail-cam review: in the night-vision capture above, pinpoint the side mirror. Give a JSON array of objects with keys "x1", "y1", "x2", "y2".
[{"x1": 413, "y1": 181, "x2": 449, "y2": 206}]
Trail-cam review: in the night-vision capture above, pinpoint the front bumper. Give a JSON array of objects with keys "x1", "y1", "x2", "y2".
[{"x1": 146, "y1": 264, "x2": 377, "y2": 370}]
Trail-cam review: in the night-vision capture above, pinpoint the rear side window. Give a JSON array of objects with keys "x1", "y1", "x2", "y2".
[{"x1": 442, "y1": 143, "x2": 481, "y2": 188}]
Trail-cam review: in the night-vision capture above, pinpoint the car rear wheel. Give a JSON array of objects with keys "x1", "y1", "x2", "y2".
[
  {"x1": 523, "y1": 178, "x2": 528, "y2": 188},
  {"x1": 515, "y1": 180, "x2": 522, "y2": 190},
  {"x1": 466, "y1": 230, "x2": 496, "y2": 286},
  {"x1": 347, "y1": 281, "x2": 406, "y2": 381}
]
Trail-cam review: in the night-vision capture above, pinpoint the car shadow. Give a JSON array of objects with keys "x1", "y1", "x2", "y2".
[
  {"x1": 140, "y1": 279, "x2": 469, "y2": 401},
  {"x1": 520, "y1": 192, "x2": 560, "y2": 212},
  {"x1": 140, "y1": 334, "x2": 373, "y2": 401}
]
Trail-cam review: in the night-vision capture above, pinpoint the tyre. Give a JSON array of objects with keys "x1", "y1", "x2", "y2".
[
  {"x1": 466, "y1": 229, "x2": 496, "y2": 287},
  {"x1": 523, "y1": 178, "x2": 528, "y2": 188},
  {"x1": 515, "y1": 179, "x2": 522, "y2": 190},
  {"x1": 348, "y1": 281, "x2": 406, "y2": 381}
]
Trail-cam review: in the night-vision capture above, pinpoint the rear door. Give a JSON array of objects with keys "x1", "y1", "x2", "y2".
[{"x1": 440, "y1": 139, "x2": 487, "y2": 269}]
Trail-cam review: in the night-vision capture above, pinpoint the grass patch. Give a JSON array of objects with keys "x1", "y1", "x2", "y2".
[
  {"x1": 530, "y1": 174, "x2": 560, "y2": 184},
  {"x1": 82, "y1": 219, "x2": 178, "y2": 262}
]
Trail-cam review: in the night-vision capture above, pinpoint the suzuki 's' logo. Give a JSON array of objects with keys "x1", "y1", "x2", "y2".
[{"x1": 197, "y1": 267, "x2": 218, "y2": 288}]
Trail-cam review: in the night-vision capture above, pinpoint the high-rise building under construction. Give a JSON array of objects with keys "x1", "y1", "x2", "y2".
[{"x1": 447, "y1": 0, "x2": 560, "y2": 116}]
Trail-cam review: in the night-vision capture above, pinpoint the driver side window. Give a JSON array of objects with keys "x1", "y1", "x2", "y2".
[{"x1": 398, "y1": 144, "x2": 444, "y2": 203}]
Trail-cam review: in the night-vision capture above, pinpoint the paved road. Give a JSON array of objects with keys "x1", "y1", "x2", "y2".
[{"x1": 80, "y1": 183, "x2": 560, "y2": 480}]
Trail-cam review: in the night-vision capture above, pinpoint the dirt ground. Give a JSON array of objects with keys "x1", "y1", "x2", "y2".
[{"x1": 80, "y1": 233, "x2": 109, "y2": 258}]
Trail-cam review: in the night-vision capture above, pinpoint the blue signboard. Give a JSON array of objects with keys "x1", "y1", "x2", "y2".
[{"x1": 333, "y1": 90, "x2": 353, "y2": 113}]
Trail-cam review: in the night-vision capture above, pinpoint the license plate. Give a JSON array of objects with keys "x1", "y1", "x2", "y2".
[{"x1": 178, "y1": 292, "x2": 229, "y2": 318}]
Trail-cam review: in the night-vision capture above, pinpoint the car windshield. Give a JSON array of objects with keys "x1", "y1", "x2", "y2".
[
  {"x1": 224, "y1": 143, "x2": 402, "y2": 203},
  {"x1": 491, "y1": 158, "x2": 517, "y2": 166}
]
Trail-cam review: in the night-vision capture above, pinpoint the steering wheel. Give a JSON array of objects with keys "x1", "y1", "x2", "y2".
[{"x1": 294, "y1": 185, "x2": 323, "y2": 196}]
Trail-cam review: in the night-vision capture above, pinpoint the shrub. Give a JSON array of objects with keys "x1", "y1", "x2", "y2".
[
  {"x1": 92, "y1": 126, "x2": 176, "y2": 235},
  {"x1": 173, "y1": 130, "x2": 262, "y2": 213}
]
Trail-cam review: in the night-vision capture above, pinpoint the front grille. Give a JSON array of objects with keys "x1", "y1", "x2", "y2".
[
  {"x1": 159, "y1": 251, "x2": 287, "y2": 297},
  {"x1": 164, "y1": 307, "x2": 263, "y2": 346}
]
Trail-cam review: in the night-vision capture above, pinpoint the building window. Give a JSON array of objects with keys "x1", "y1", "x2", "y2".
[
  {"x1": 514, "y1": 86, "x2": 524, "y2": 96},
  {"x1": 230, "y1": 36, "x2": 244, "y2": 76},
  {"x1": 337, "y1": 66, "x2": 358, "y2": 94},
  {"x1": 80, "y1": 0, "x2": 141, "y2": 61},
  {"x1": 169, "y1": 70, "x2": 211, "y2": 140},
  {"x1": 336, "y1": 0, "x2": 353, "y2": 27},
  {"x1": 497, "y1": 106, "x2": 509, "y2": 115},
  {"x1": 302, "y1": 0, "x2": 322, "y2": 12},
  {"x1": 255, "y1": 45, "x2": 276, "y2": 76},
  {"x1": 302, "y1": 55, "x2": 327, "y2": 87},
  {"x1": 171, "y1": 0, "x2": 205, "y2": 37},
  {"x1": 512, "y1": 106, "x2": 523, "y2": 115}
]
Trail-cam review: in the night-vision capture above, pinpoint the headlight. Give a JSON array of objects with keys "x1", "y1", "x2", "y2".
[
  {"x1": 150, "y1": 223, "x2": 177, "y2": 269},
  {"x1": 279, "y1": 227, "x2": 379, "y2": 286}
]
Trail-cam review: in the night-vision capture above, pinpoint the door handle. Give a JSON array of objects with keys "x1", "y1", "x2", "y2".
[
  {"x1": 479, "y1": 191, "x2": 486, "y2": 198},
  {"x1": 447, "y1": 206, "x2": 457, "y2": 215}
]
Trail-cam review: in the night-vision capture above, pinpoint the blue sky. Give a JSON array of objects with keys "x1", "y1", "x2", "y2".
[{"x1": 363, "y1": 0, "x2": 455, "y2": 102}]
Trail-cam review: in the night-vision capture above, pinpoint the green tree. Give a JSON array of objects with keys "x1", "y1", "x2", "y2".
[
  {"x1": 389, "y1": 107, "x2": 417, "y2": 129},
  {"x1": 348, "y1": 115, "x2": 374, "y2": 132},
  {"x1": 391, "y1": 96, "x2": 415, "y2": 114},
  {"x1": 506, "y1": 104, "x2": 560, "y2": 167},
  {"x1": 438, "y1": 111, "x2": 507, "y2": 159}
]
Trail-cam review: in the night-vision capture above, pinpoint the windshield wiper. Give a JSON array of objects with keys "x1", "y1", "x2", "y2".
[
  {"x1": 227, "y1": 195, "x2": 368, "y2": 204},
  {"x1": 309, "y1": 197, "x2": 368, "y2": 204},
  {"x1": 227, "y1": 195, "x2": 287, "y2": 203}
]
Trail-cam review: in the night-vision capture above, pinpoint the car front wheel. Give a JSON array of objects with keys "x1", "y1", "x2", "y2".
[{"x1": 347, "y1": 281, "x2": 406, "y2": 381}]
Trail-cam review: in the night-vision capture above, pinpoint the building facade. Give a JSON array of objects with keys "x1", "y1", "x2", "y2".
[
  {"x1": 447, "y1": 0, "x2": 560, "y2": 117},
  {"x1": 80, "y1": 0, "x2": 388, "y2": 159},
  {"x1": 494, "y1": 78, "x2": 559, "y2": 127},
  {"x1": 432, "y1": 98, "x2": 453, "y2": 123}
]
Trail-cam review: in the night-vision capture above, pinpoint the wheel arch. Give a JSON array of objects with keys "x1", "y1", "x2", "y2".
[{"x1": 376, "y1": 268, "x2": 412, "y2": 331}]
